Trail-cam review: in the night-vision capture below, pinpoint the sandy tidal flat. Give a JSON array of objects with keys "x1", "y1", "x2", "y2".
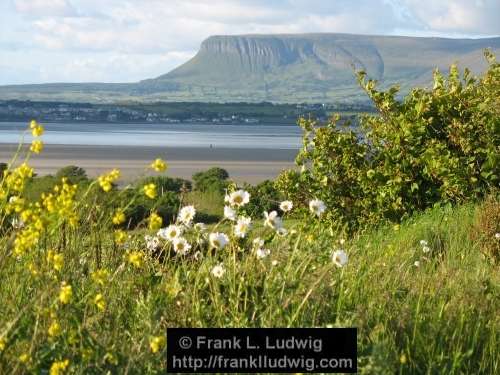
[{"x1": 0, "y1": 144, "x2": 297, "y2": 184}]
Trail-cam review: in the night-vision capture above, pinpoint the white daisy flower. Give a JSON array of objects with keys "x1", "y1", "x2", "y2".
[
  {"x1": 256, "y1": 248, "x2": 271, "y2": 259},
  {"x1": 194, "y1": 223, "x2": 206, "y2": 232},
  {"x1": 173, "y1": 237, "x2": 191, "y2": 255},
  {"x1": 193, "y1": 251, "x2": 203, "y2": 261},
  {"x1": 264, "y1": 211, "x2": 283, "y2": 230},
  {"x1": 224, "y1": 206, "x2": 237, "y2": 221},
  {"x1": 211, "y1": 264, "x2": 226, "y2": 278},
  {"x1": 145, "y1": 235, "x2": 160, "y2": 252},
  {"x1": 309, "y1": 199, "x2": 326, "y2": 217},
  {"x1": 279, "y1": 200, "x2": 293, "y2": 212},
  {"x1": 178, "y1": 205, "x2": 196, "y2": 226},
  {"x1": 495, "y1": 233, "x2": 500, "y2": 239},
  {"x1": 253, "y1": 237, "x2": 265, "y2": 249},
  {"x1": 209, "y1": 232, "x2": 229, "y2": 250},
  {"x1": 419, "y1": 240, "x2": 428, "y2": 247},
  {"x1": 331, "y1": 250, "x2": 348, "y2": 268},
  {"x1": 234, "y1": 216, "x2": 251, "y2": 238},
  {"x1": 158, "y1": 225, "x2": 182, "y2": 242},
  {"x1": 422, "y1": 246, "x2": 431, "y2": 253},
  {"x1": 414, "y1": 260, "x2": 420, "y2": 267},
  {"x1": 228, "y1": 190, "x2": 250, "y2": 207},
  {"x1": 271, "y1": 260, "x2": 278, "y2": 266}
]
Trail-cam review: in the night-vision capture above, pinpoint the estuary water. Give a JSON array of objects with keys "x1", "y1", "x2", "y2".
[{"x1": 0, "y1": 122, "x2": 302, "y2": 149}]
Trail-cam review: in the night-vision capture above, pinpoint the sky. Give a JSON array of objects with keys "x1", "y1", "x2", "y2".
[{"x1": 0, "y1": 0, "x2": 499, "y2": 85}]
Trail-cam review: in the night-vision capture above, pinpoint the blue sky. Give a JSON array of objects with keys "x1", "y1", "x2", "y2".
[{"x1": 1, "y1": 0, "x2": 499, "y2": 85}]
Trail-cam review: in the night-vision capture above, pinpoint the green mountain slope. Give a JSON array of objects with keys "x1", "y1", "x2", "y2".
[{"x1": 1, "y1": 33, "x2": 499, "y2": 103}]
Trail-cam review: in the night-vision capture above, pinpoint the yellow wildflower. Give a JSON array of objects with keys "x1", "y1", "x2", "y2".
[
  {"x1": 48, "y1": 321, "x2": 61, "y2": 337},
  {"x1": 112, "y1": 210, "x2": 126, "y2": 225},
  {"x1": 30, "y1": 120, "x2": 44, "y2": 137},
  {"x1": 97, "y1": 169, "x2": 120, "y2": 192},
  {"x1": 0, "y1": 336, "x2": 6, "y2": 351},
  {"x1": 19, "y1": 353, "x2": 30, "y2": 363},
  {"x1": 150, "y1": 336, "x2": 166, "y2": 353},
  {"x1": 91, "y1": 269, "x2": 109, "y2": 286},
  {"x1": 150, "y1": 158, "x2": 167, "y2": 172},
  {"x1": 49, "y1": 359, "x2": 69, "y2": 375},
  {"x1": 94, "y1": 293, "x2": 106, "y2": 311},
  {"x1": 47, "y1": 250, "x2": 64, "y2": 272},
  {"x1": 148, "y1": 211, "x2": 163, "y2": 230},
  {"x1": 114, "y1": 230, "x2": 128, "y2": 245},
  {"x1": 127, "y1": 251, "x2": 143, "y2": 268},
  {"x1": 30, "y1": 140, "x2": 44, "y2": 154},
  {"x1": 143, "y1": 183, "x2": 157, "y2": 199},
  {"x1": 58, "y1": 282, "x2": 72, "y2": 304}
]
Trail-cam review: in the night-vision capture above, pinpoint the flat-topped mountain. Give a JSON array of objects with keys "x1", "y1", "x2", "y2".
[{"x1": 1, "y1": 33, "x2": 499, "y2": 103}]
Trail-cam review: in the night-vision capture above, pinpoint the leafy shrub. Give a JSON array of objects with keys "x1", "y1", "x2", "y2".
[
  {"x1": 55, "y1": 165, "x2": 89, "y2": 184},
  {"x1": 471, "y1": 195, "x2": 500, "y2": 262},
  {"x1": 192, "y1": 167, "x2": 229, "y2": 193},
  {"x1": 277, "y1": 51, "x2": 500, "y2": 231},
  {"x1": 243, "y1": 180, "x2": 282, "y2": 217},
  {"x1": 121, "y1": 188, "x2": 179, "y2": 228}
]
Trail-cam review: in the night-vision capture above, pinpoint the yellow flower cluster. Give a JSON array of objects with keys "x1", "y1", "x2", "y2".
[
  {"x1": 98, "y1": 169, "x2": 120, "y2": 192},
  {"x1": 42, "y1": 179, "x2": 79, "y2": 227},
  {"x1": 143, "y1": 183, "x2": 157, "y2": 199},
  {"x1": 112, "y1": 209, "x2": 126, "y2": 225},
  {"x1": 30, "y1": 139, "x2": 44, "y2": 154},
  {"x1": 148, "y1": 211, "x2": 163, "y2": 230},
  {"x1": 48, "y1": 321, "x2": 61, "y2": 337},
  {"x1": 3, "y1": 163, "x2": 33, "y2": 193},
  {"x1": 49, "y1": 359, "x2": 69, "y2": 375},
  {"x1": 149, "y1": 336, "x2": 166, "y2": 353},
  {"x1": 47, "y1": 250, "x2": 64, "y2": 272},
  {"x1": 114, "y1": 229, "x2": 128, "y2": 245},
  {"x1": 94, "y1": 293, "x2": 106, "y2": 311},
  {"x1": 150, "y1": 158, "x2": 167, "y2": 172},
  {"x1": 127, "y1": 251, "x2": 144, "y2": 268},
  {"x1": 91, "y1": 269, "x2": 110, "y2": 286},
  {"x1": 58, "y1": 282, "x2": 72, "y2": 305},
  {"x1": 30, "y1": 120, "x2": 44, "y2": 137}
]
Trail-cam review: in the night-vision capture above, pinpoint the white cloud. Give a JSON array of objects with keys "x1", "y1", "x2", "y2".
[
  {"x1": 14, "y1": 0, "x2": 77, "y2": 17},
  {"x1": 1, "y1": 0, "x2": 498, "y2": 84}
]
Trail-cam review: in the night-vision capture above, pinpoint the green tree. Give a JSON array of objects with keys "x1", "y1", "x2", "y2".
[{"x1": 192, "y1": 167, "x2": 229, "y2": 193}]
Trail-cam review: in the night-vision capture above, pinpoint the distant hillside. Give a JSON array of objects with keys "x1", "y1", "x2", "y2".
[{"x1": 1, "y1": 33, "x2": 499, "y2": 103}]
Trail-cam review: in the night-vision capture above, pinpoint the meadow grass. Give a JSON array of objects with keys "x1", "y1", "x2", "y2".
[{"x1": 0, "y1": 190, "x2": 498, "y2": 373}]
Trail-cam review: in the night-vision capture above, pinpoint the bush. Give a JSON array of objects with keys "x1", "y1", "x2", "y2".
[
  {"x1": 243, "y1": 180, "x2": 282, "y2": 217},
  {"x1": 277, "y1": 51, "x2": 500, "y2": 231},
  {"x1": 55, "y1": 165, "x2": 89, "y2": 184},
  {"x1": 192, "y1": 167, "x2": 229, "y2": 193}
]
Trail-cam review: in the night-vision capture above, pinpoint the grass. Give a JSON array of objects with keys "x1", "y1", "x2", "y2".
[{"x1": 0, "y1": 188, "x2": 498, "y2": 373}]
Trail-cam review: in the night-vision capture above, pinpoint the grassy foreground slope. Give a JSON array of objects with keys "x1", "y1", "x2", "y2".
[{"x1": 0, "y1": 191, "x2": 498, "y2": 373}]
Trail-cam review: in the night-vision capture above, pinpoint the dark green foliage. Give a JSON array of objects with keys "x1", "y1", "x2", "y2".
[
  {"x1": 0, "y1": 163, "x2": 7, "y2": 176},
  {"x1": 55, "y1": 165, "x2": 89, "y2": 184},
  {"x1": 277, "y1": 51, "x2": 500, "y2": 231},
  {"x1": 243, "y1": 180, "x2": 282, "y2": 217},
  {"x1": 192, "y1": 167, "x2": 229, "y2": 193},
  {"x1": 121, "y1": 189, "x2": 179, "y2": 228}
]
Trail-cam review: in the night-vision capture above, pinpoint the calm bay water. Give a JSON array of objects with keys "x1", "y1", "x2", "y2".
[{"x1": 0, "y1": 122, "x2": 302, "y2": 149}]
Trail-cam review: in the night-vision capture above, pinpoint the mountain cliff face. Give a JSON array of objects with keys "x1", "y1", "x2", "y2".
[{"x1": 1, "y1": 33, "x2": 499, "y2": 103}]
